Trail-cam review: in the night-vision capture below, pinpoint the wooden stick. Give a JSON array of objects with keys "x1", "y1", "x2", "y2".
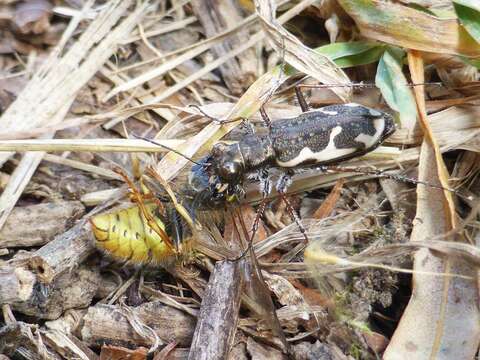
[
  {"x1": 27, "y1": 221, "x2": 94, "y2": 284},
  {"x1": 81, "y1": 301, "x2": 195, "y2": 348},
  {"x1": 188, "y1": 260, "x2": 244, "y2": 360},
  {"x1": 0, "y1": 201, "x2": 85, "y2": 248},
  {"x1": 0, "y1": 267, "x2": 35, "y2": 304}
]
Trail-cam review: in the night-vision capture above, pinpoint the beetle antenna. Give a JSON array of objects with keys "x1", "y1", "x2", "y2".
[
  {"x1": 319, "y1": 165, "x2": 469, "y2": 199},
  {"x1": 297, "y1": 82, "x2": 443, "y2": 90},
  {"x1": 132, "y1": 134, "x2": 205, "y2": 166},
  {"x1": 189, "y1": 104, "x2": 219, "y2": 122},
  {"x1": 189, "y1": 104, "x2": 248, "y2": 125}
]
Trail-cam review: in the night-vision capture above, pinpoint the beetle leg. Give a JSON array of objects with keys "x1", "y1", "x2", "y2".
[
  {"x1": 189, "y1": 104, "x2": 248, "y2": 125},
  {"x1": 317, "y1": 165, "x2": 460, "y2": 196},
  {"x1": 113, "y1": 167, "x2": 176, "y2": 254},
  {"x1": 258, "y1": 168, "x2": 272, "y2": 198},
  {"x1": 259, "y1": 106, "x2": 272, "y2": 130},
  {"x1": 295, "y1": 86, "x2": 309, "y2": 112},
  {"x1": 251, "y1": 168, "x2": 272, "y2": 236},
  {"x1": 229, "y1": 169, "x2": 271, "y2": 262},
  {"x1": 275, "y1": 172, "x2": 293, "y2": 194},
  {"x1": 276, "y1": 172, "x2": 309, "y2": 245}
]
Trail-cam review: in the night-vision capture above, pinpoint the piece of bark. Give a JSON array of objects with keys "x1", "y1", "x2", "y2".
[
  {"x1": 12, "y1": 263, "x2": 100, "y2": 319},
  {"x1": 0, "y1": 322, "x2": 62, "y2": 359},
  {"x1": 292, "y1": 341, "x2": 350, "y2": 360},
  {"x1": 43, "y1": 330, "x2": 99, "y2": 360},
  {"x1": 190, "y1": 0, "x2": 256, "y2": 95},
  {"x1": 159, "y1": 348, "x2": 189, "y2": 360},
  {"x1": 188, "y1": 260, "x2": 244, "y2": 360},
  {"x1": 94, "y1": 271, "x2": 120, "y2": 300},
  {"x1": 80, "y1": 301, "x2": 195, "y2": 348},
  {"x1": 0, "y1": 201, "x2": 85, "y2": 248},
  {"x1": 45, "y1": 308, "x2": 87, "y2": 335},
  {"x1": 26, "y1": 220, "x2": 95, "y2": 283},
  {"x1": 246, "y1": 337, "x2": 287, "y2": 360},
  {"x1": 0, "y1": 266, "x2": 35, "y2": 303},
  {"x1": 169, "y1": 263, "x2": 208, "y2": 298},
  {"x1": 228, "y1": 340, "x2": 248, "y2": 360},
  {"x1": 241, "y1": 257, "x2": 291, "y2": 354}
]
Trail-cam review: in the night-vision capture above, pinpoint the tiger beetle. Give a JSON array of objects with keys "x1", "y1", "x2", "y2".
[
  {"x1": 179, "y1": 86, "x2": 401, "y2": 250},
  {"x1": 187, "y1": 87, "x2": 396, "y2": 208}
]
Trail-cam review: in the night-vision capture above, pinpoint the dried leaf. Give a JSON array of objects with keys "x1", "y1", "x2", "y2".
[
  {"x1": 313, "y1": 179, "x2": 344, "y2": 219},
  {"x1": 383, "y1": 51, "x2": 480, "y2": 360},
  {"x1": 99, "y1": 345, "x2": 148, "y2": 360},
  {"x1": 255, "y1": 0, "x2": 351, "y2": 101},
  {"x1": 338, "y1": 0, "x2": 480, "y2": 57}
]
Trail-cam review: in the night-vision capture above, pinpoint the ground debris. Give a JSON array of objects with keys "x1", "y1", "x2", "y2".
[{"x1": 0, "y1": 1, "x2": 479, "y2": 359}]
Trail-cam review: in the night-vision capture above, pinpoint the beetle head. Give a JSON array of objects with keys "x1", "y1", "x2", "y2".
[{"x1": 210, "y1": 142, "x2": 245, "y2": 183}]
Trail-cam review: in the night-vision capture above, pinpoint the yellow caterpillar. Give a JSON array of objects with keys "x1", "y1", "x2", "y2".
[{"x1": 90, "y1": 203, "x2": 176, "y2": 266}]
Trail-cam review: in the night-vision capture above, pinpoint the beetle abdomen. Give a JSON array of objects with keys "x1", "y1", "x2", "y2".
[{"x1": 270, "y1": 103, "x2": 395, "y2": 167}]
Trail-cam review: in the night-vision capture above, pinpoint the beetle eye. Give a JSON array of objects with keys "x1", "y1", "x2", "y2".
[{"x1": 219, "y1": 161, "x2": 241, "y2": 180}]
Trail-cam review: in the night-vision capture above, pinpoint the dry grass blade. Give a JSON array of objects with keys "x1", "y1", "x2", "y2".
[
  {"x1": 305, "y1": 243, "x2": 474, "y2": 280},
  {"x1": 155, "y1": 0, "x2": 340, "y2": 181},
  {"x1": 0, "y1": 0, "x2": 150, "y2": 231},
  {"x1": 383, "y1": 52, "x2": 480, "y2": 360},
  {"x1": 255, "y1": 0, "x2": 351, "y2": 101},
  {"x1": 0, "y1": 139, "x2": 184, "y2": 153},
  {"x1": 383, "y1": 241, "x2": 480, "y2": 268},
  {"x1": 389, "y1": 105, "x2": 480, "y2": 148},
  {"x1": 43, "y1": 154, "x2": 121, "y2": 180}
]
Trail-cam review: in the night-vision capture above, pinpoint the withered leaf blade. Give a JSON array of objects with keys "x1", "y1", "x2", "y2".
[{"x1": 338, "y1": 0, "x2": 480, "y2": 57}]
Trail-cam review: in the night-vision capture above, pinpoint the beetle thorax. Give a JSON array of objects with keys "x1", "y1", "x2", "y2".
[{"x1": 210, "y1": 135, "x2": 274, "y2": 183}]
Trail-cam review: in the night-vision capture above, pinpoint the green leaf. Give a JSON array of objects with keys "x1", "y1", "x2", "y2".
[
  {"x1": 375, "y1": 49, "x2": 417, "y2": 128},
  {"x1": 314, "y1": 41, "x2": 385, "y2": 68},
  {"x1": 454, "y1": 0, "x2": 480, "y2": 44},
  {"x1": 283, "y1": 41, "x2": 385, "y2": 76}
]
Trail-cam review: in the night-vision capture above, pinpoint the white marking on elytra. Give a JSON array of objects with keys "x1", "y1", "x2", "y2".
[
  {"x1": 319, "y1": 109, "x2": 338, "y2": 115},
  {"x1": 276, "y1": 126, "x2": 356, "y2": 167},
  {"x1": 344, "y1": 103, "x2": 360, "y2": 107},
  {"x1": 369, "y1": 108, "x2": 382, "y2": 116},
  {"x1": 354, "y1": 118, "x2": 386, "y2": 148}
]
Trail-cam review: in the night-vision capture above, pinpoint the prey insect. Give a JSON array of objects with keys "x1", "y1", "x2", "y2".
[
  {"x1": 91, "y1": 203, "x2": 174, "y2": 265},
  {"x1": 90, "y1": 168, "x2": 193, "y2": 267}
]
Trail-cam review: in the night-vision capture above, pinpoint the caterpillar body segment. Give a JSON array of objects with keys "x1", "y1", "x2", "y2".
[{"x1": 90, "y1": 203, "x2": 176, "y2": 266}]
